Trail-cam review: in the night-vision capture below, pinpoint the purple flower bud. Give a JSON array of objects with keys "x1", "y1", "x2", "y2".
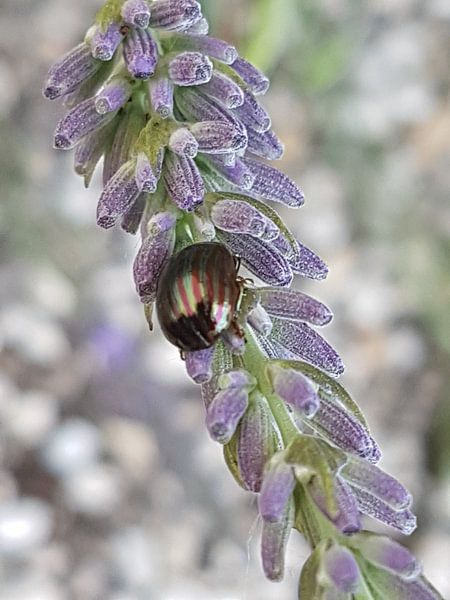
[
  {"x1": 218, "y1": 231, "x2": 293, "y2": 287},
  {"x1": 121, "y1": 193, "x2": 146, "y2": 234},
  {"x1": 247, "y1": 304, "x2": 273, "y2": 336},
  {"x1": 95, "y1": 77, "x2": 133, "y2": 114},
  {"x1": 168, "y1": 51, "x2": 213, "y2": 86},
  {"x1": 163, "y1": 152, "x2": 205, "y2": 212},
  {"x1": 357, "y1": 534, "x2": 420, "y2": 580},
  {"x1": 168, "y1": 128, "x2": 199, "y2": 157},
  {"x1": 148, "y1": 0, "x2": 202, "y2": 32},
  {"x1": 207, "y1": 156, "x2": 255, "y2": 190},
  {"x1": 201, "y1": 72, "x2": 244, "y2": 109},
  {"x1": 177, "y1": 35, "x2": 238, "y2": 64},
  {"x1": 259, "y1": 457, "x2": 296, "y2": 522},
  {"x1": 218, "y1": 369, "x2": 256, "y2": 391},
  {"x1": 309, "y1": 396, "x2": 380, "y2": 460},
  {"x1": 261, "y1": 498, "x2": 294, "y2": 582},
  {"x1": 133, "y1": 212, "x2": 177, "y2": 302},
  {"x1": 176, "y1": 87, "x2": 246, "y2": 134},
  {"x1": 185, "y1": 346, "x2": 215, "y2": 383},
  {"x1": 309, "y1": 476, "x2": 361, "y2": 534},
  {"x1": 43, "y1": 43, "x2": 101, "y2": 100},
  {"x1": 206, "y1": 387, "x2": 249, "y2": 444},
  {"x1": 342, "y1": 456, "x2": 412, "y2": 511},
  {"x1": 237, "y1": 393, "x2": 282, "y2": 492},
  {"x1": 247, "y1": 127, "x2": 284, "y2": 160},
  {"x1": 211, "y1": 199, "x2": 276, "y2": 240},
  {"x1": 289, "y1": 240, "x2": 329, "y2": 279},
  {"x1": 321, "y1": 545, "x2": 361, "y2": 593},
  {"x1": 123, "y1": 28, "x2": 158, "y2": 79},
  {"x1": 190, "y1": 121, "x2": 247, "y2": 154},
  {"x1": 97, "y1": 160, "x2": 141, "y2": 228},
  {"x1": 234, "y1": 90, "x2": 271, "y2": 132},
  {"x1": 185, "y1": 17, "x2": 209, "y2": 36},
  {"x1": 242, "y1": 158, "x2": 305, "y2": 207},
  {"x1": 231, "y1": 56, "x2": 270, "y2": 95},
  {"x1": 268, "y1": 365, "x2": 319, "y2": 417},
  {"x1": 270, "y1": 318, "x2": 344, "y2": 376},
  {"x1": 135, "y1": 152, "x2": 158, "y2": 193},
  {"x1": 220, "y1": 328, "x2": 246, "y2": 355},
  {"x1": 121, "y1": 0, "x2": 151, "y2": 29},
  {"x1": 259, "y1": 288, "x2": 333, "y2": 326},
  {"x1": 89, "y1": 23, "x2": 123, "y2": 61},
  {"x1": 74, "y1": 119, "x2": 117, "y2": 187},
  {"x1": 193, "y1": 214, "x2": 216, "y2": 241},
  {"x1": 54, "y1": 98, "x2": 115, "y2": 150},
  {"x1": 149, "y1": 77, "x2": 174, "y2": 118}
]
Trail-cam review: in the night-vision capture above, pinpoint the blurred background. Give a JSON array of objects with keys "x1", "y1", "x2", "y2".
[{"x1": 0, "y1": 0, "x2": 449, "y2": 598}]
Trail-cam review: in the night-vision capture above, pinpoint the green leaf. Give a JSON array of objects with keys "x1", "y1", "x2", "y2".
[
  {"x1": 298, "y1": 544, "x2": 323, "y2": 600},
  {"x1": 223, "y1": 433, "x2": 246, "y2": 490},
  {"x1": 95, "y1": 0, "x2": 123, "y2": 28},
  {"x1": 133, "y1": 117, "x2": 170, "y2": 172}
]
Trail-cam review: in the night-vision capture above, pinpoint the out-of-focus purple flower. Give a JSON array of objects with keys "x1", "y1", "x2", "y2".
[
  {"x1": 230, "y1": 56, "x2": 270, "y2": 95},
  {"x1": 121, "y1": 0, "x2": 151, "y2": 29},
  {"x1": 355, "y1": 534, "x2": 420, "y2": 579},
  {"x1": 261, "y1": 498, "x2": 294, "y2": 582},
  {"x1": 133, "y1": 212, "x2": 177, "y2": 303},
  {"x1": 259, "y1": 288, "x2": 333, "y2": 326},
  {"x1": 185, "y1": 347, "x2": 215, "y2": 383},
  {"x1": 168, "y1": 51, "x2": 213, "y2": 86},
  {"x1": 234, "y1": 90, "x2": 271, "y2": 132},
  {"x1": 270, "y1": 318, "x2": 344, "y2": 376},
  {"x1": 268, "y1": 364, "x2": 320, "y2": 417},
  {"x1": 168, "y1": 128, "x2": 199, "y2": 157},
  {"x1": 89, "y1": 23, "x2": 123, "y2": 61},
  {"x1": 321, "y1": 544, "x2": 361, "y2": 593},
  {"x1": 211, "y1": 199, "x2": 277, "y2": 240},
  {"x1": 43, "y1": 43, "x2": 101, "y2": 100},
  {"x1": 237, "y1": 392, "x2": 282, "y2": 492},
  {"x1": 54, "y1": 97, "x2": 115, "y2": 149},
  {"x1": 163, "y1": 151, "x2": 205, "y2": 211},
  {"x1": 123, "y1": 28, "x2": 158, "y2": 79},
  {"x1": 89, "y1": 322, "x2": 135, "y2": 371},
  {"x1": 148, "y1": 0, "x2": 202, "y2": 32},
  {"x1": 243, "y1": 158, "x2": 305, "y2": 207},
  {"x1": 259, "y1": 456, "x2": 296, "y2": 522},
  {"x1": 190, "y1": 121, "x2": 247, "y2": 154},
  {"x1": 201, "y1": 72, "x2": 244, "y2": 108},
  {"x1": 309, "y1": 476, "x2": 361, "y2": 534},
  {"x1": 247, "y1": 304, "x2": 273, "y2": 336},
  {"x1": 95, "y1": 76, "x2": 133, "y2": 114},
  {"x1": 206, "y1": 387, "x2": 249, "y2": 444},
  {"x1": 135, "y1": 152, "x2": 158, "y2": 193},
  {"x1": 149, "y1": 77, "x2": 174, "y2": 118},
  {"x1": 97, "y1": 160, "x2": 140, "y2": 228}
]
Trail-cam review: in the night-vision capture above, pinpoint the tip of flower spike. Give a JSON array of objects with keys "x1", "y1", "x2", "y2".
[{"x1": 43, "y1": 85, "x2": 61, "y2": 100}]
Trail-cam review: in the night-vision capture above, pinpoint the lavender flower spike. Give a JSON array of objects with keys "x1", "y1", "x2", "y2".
[
  {"x1": 54, "y1": 97, "x2": 115, "y2": 150},
  {"x1": 95, "y1": 77, "x2": 133, "y2": 114},
  {"x1": 89, "y1": 23, "x2": 122, "y2": 61},
  {"x1": 201, "y1": 72, "x2": 244, "y2": 109},
  {"x1": 190, "y1": 121, "x2": 247, "y2": 154},
  {"x1": 97, "y1": 160, "x2": 140, "y2": 228},
  {"x1": 267, "y1": 364, "x2": 320, "y2": 417},
  {"x1": 185, "y1": 347, "x2": 215, "y2": 384},
  {"x1": 148, "y1": 0, "x2": 202, "y2": 32},
  {"x1": 163, "y1": 152, "x2": 205, "y2": 212},
  {"x1": 211, "y1": 199, "x2": 277, "y2": 240},
  {"x1": 259, "y1": 455, "x2": 296, "y2": 522},
  {"x1": 133, "y1": 212, "x2": 177, "y2": 303},
  {"x1": 123, "y1": 28, "x2": 158, "y2": 79},
  {"x1": 43, "y1": 43, "x2": 101, "y2": 100},
  {"x1": 169, "y1": 128, "x2": 199, "y2": 158},
  {"x1": 135, "y1": 152, "x2": 158, "y2": 193},
  {"x1": 319, "y1": 544, "x2": 361, "y2": 594},
  {"x1": 231, "y1": 56, "x2": 270, "y2": 95},
  {"x1": 121, "y1": 0, "x2": 151, "y2": 29},
  {"x1": 259, "y1": 288, "x2": 333, "y2": 326},
  {"x1": 205, "y1": 387, "x2": 249, "y2": 444},
  {"x1": 261, "y1": 499, "x2": 294, "y2": 582},
  {"x1": 168, "y1": 52, "x2": 213, "y2": 86},
  {"x1": 149, "y1": 78, "x2": 174, "y2": 119}
]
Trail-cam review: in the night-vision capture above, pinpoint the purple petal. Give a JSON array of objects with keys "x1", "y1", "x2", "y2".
[
  {"x1": 97, "y1": 160, "x2": 141, "y2": 228},
  {"x1": 268, "y1": 365, "x2": 320, "y2": 417},
  {"x1": 259, "y1": 458, "x2": 296, "y2": 522},
  {"x1": 201, "y1": 72, "x2": 244, "y2": 109},
  {"x1": 149, "y1": 77, "x2": 174, "y2": 118},
  {"x1": 205, "y1": 387, "x2": 249, "y2": 444},
  {"x1": 243, "y1": 158, "x2": 305, "y2": 207},
  {"x1": 43, "y1": 42, "x2": 101, "y2": 100},
  {"x1": 234, "y1": 90, "x2": 271, "y2": 132},
  {"x1": 309, "y1": 476, "x2": 361, "y2": 534},
  {"x1": 308, "y1": 396, "x2": 380, "y2": 460},
  {"x1": 206, "y1": 157, "x2": 255, "y2": 189},
  {"x1": 89, "y1": 23, "x2": 123, "y2": 61},
  {"x1": 169, "y1": 128, "x2": 199, "y2": 157},
  {"x1": 148, "y1": 0, "x2": 202, "y2": 32},
  {"x1": 217, "y1": 231, "x2": 293, "y2": 287},
  {"x1": 54, "y1": 98, "x2": 115, "y2": 150},
  {"x1": 259, "y1": 287, "x2": 333, "y2": 326},
  {"x1": 135, "y1": 152, "x2": 158, "y2": 193},
  {"x1": 133, "y1": 212, "x2": 177, "y2": 302},
  {"x1": 247, "y1": 304, "x2": 273, "y2": 336},
  {"x1": 168, "y1": 51, "x2": 213, "y2": 86},
  {"x1": 211, "y1": 199, "x2": 277, "y2": 240},
  {"x1": 121, "y1": 193, "x2": 146, "y2": 234},
  {"x1": 218, "y1": 369, "x2": 256, "y2": 391},
  {"x1": 322, "y1": 545, "x2": 361, "y2": 593},
  {"x1": 261, "y1": 499, "x2": 294, "y2": 582},
  {"x1": 230, "y1": 56, "x2": 270, "y2": 95},
  {"x1": 270, "y1": 318, "x2": 344, "y2": 376},
  {"x1": 185, "y1": 347, "x2": 215, "y2": 383},
  {"x1": 163, "y1": 152, "x2": 205, "y2": 211},
  {"x1": 341, "y1": 456, "x2": 412, "y2": 511},
  {"x1": 357, "y1": 534, "x2": 420, "y2": 580},
  {"x1": 246, "y1": 127, "x2": 284, "y2": 160},
  {"x1": 95, "y1": 77, "x2": 133, "y2": 114},
  {"x1": 191, "y1": 121, "x2": 247, "y2": 154},
  {"x1": 121, "y1": 0, "x2": 151, "y2": 28},
  {"x1": 123, "y1": 28, "x2": 158, "y2": 79},
  {"x1": 74, "y1": 119, "x2": 117, "y2": 187}
]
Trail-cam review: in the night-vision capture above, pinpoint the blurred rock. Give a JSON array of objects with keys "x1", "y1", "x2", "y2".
[
  {"x1": 0, "y1": 497, "x2": 53, "y2": 557},
  {"x1": 62, "y1": 464, "x2": 124, "y2": 516}
]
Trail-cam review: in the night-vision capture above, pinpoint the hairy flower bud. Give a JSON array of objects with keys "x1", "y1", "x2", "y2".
[
  {"x1": 201, "y1": 72, "x2": 244, "y2": 109},
  {"x1": 355, "y1": 534, "x2": 420, "y2": 580},
  {"x1": 234, "y1": 90, "x2": 271, "y2": 133},
  {"x1": 259, "y1": 288, "x2": 333, "y2": 326},
  {"x1": 211, "y1": 199, "x2": 277, "y2": 240},
  {"x1": 95, "y1": 76, "x2": 133, "y2": 114},
  {"x1": 247, "y1": 304, "x2": 273, "y2": 336},
  {"x1": 168, "y1": 51, "x2": 213, "y2": 86},
  {"x1": 135, "y1": 152, "x2": 158, "y2": 193},
  {"x1": 185, "y1": 347, "x2": 215, "y2": 383},
  {"x1": 259, "y1": 455, "x2": 296, "y2": 522},
  {"x1": 123, "y1": 28, "x2": 158, "y2": 79},
  {"x1": 89, "y1": 23, "x2": 122, "y2": 61},
  {"x1": 218, "y1": 369, "x2": 256, "y2": 391},
  {"x1": 230, "y1": 56, "x2": 270, "y2": 95},
  {"x1": 175, "y1": 35, "x2": 238, "y2": 64},
  {"x1": 268, "y1": 365, "x2": 320, "y2": 417},
  {"x1": 163, "y1": 152, "x2": 205, "y2": 211},
  {"x1": 206, "y1": 387, "x2": 249, "y2": 444},
  {"x1": 243, "y1": 158, "x2": 305, "y2": 207},
  {"x1": 261, "y1": 498, "x2": 294, "y2": 582},
  {"x1": 319, "y1": 544, "x2": 361, "y2": 594},
  {"x1": 190, "y1": 121, "x2": 247, "y2": 154},
  {"x1": 43, "y1": 43, "x2": 101, "y2": 100},
  {"x1": 149, "y1": 77, "x2": 174, "y2": 118},
  {"x1": 121, "y1": 0, "x2": 151, "y2": 29},
  {"x1": 168, "y1": 128, "x2": 199, "y2": 157},
  {"x1": 148, "y1": 0, "x2": 202, "y2": 32},
  {"x1": 54, "y1": 98, "x2": 115, "y2": 150}
]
